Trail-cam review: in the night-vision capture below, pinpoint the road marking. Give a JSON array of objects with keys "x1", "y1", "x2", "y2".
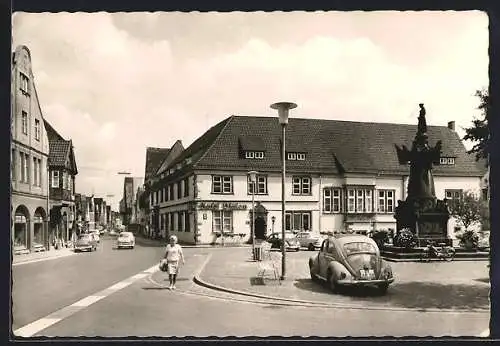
[
  {"x1": 14, "y1": 318, "x2": 61, "y2": 338},
  {"x1": 130, "y1": 273, "x2": 149, "y2": 281},
  {"x1": 71, "y1": 295, "x2": 105, "y2": 307},
  {"x1": 107, "y1": 281, "x2": 131, "y2": 291},
  {"x1": 13, "y1": 264, "x2": 158, "y2": 338}
]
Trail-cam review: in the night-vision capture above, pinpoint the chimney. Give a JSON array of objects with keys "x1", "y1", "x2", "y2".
[{"x1": 447, "y1": 121, "x2": 455, "y2": 131}]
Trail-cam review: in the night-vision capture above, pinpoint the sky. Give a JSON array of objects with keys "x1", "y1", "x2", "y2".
[{"x1": 12, "y1": 11, "x2": 489, "y2": 211}]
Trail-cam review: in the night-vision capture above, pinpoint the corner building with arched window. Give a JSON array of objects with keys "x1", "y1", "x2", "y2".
[{"x1": 11, "y1": 45, "x2": 50, "y2": 254}]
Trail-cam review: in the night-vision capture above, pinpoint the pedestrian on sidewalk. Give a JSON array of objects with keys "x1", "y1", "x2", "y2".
[{"x1": 163, "y1": 235, "x2": 185, "y2": 290}]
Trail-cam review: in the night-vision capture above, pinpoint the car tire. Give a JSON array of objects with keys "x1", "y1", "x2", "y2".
[
  {"x1": 327, "y1": 271, "x2": 338, "y2": 293},
  {"x1": 296, "y1": 247, "x2": 300, "y2": 252},
  {"x1": 377, "y1": 283, "x2": 389, "y2": 295},
  {"x1": 308, "y1": 244, "x2": 315, "y2": 251}
]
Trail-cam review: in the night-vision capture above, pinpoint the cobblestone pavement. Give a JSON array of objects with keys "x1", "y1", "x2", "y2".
[{"x1": 197, "y1": 247, "x2": 490, "y2": 312}]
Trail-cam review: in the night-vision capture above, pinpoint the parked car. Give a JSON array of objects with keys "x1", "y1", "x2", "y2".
[
  {"x1": 109, "y1": 229, "x2": 118, "y2": 236},
  {"x1": 117, "y1": 231, "x2": 135, "y2": 249},
  {"x1": 296, "y1": 231, "x2": 325, "y2": 251},
  {"x1": 74, "y1": 233, "x2": 98, "y2": 252},
  {"x1": 266, "y1": 232, "x2": 300, "y2": 251},
  {"x1": 89, "y1": 231, "x2": 100, "y2": 243},
  {"x1": 309, "y1": 234, "x2": 394, "y2": 295}
]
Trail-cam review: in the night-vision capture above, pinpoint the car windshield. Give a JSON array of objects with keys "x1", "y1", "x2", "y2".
[
  {"x1": 119, "y1": 233, "x2": 131, "y2": 238},
  {"x1": 79, "y1": 234, "x2": 90, "y2": 240},
  {"x1": 343, "y1": 242, "x2": 376, "y2": 255}
]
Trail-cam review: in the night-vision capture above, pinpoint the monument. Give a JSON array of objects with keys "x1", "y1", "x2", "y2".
[{"x1": 394, "y1": 104, "x2": 451, "y2": 246}]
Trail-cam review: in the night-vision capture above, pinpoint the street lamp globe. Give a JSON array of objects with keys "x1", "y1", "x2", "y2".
[
  {"x1": 271, "y1": 102, "x2": 297, "y2": 125},
  {"x1": 248, "y1": 170, "x2": 258, "y2": 183}
]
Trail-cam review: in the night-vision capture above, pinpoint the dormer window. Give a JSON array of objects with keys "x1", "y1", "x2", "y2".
[
  {"x1": 244, "y1": 151, "x2": 264, "y2": 159},
  {"x1": 440, "y1": 157, "x2": 455, "y2": 165},
  {"x1": 287, "y1": 152, "x2": 306, "y2": 161},
  {"x1": 185, "y1": 157, "x2": 192, "y2": 165}
]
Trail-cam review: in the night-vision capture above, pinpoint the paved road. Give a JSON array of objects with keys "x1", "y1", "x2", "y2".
[
  {"x1": 12, "y1": 245, "x2": 490, "y2": 337},
  {"x1": 12, "y1": 235, "x2": 165, "y2": 331}
]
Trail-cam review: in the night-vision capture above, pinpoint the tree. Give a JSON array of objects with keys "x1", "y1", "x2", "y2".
[
  {"x1": 463, "y1": 89, "x2": 490, "y2": 164},
  {"x1": 449, "y1": 190, "x2": 485, "y2": 232}
]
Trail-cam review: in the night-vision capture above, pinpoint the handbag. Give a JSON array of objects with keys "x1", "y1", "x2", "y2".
[{"x1": 159, "y1": 259, "x2": 168, "y2": 272}]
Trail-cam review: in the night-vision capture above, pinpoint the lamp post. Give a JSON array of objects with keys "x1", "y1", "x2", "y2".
[
  {"x1": 271, "y1": 101, "x2": 297, "y2": 280},
  {"x1": 248, "y1": 170, "x2": 259, "y2": 260}
]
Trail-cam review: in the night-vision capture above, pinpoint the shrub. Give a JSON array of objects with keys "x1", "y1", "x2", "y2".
[
  {"x1": 393, "y1": 228, "x2": 417, "y2": 248},
  {"x1": 456, "y1": 230, "x2": 479, "y2": 249},
  {"x1": 372, "y1": 230, "x2": 389, "y2": 249}
]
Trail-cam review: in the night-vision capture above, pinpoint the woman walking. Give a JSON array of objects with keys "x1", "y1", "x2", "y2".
[{"x1": 163, "y1": 235, "x2": 185, "y2": 290}]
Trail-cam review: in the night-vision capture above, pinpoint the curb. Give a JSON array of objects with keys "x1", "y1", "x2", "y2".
[
  {"x1": 382, "y1": 257, "x2": 490, "y2": 263},
  {"x1": 12, "y1": 250, "x2": 76, "y2": 266},
  {"x1": 192, "y1": 261, "x2": 489, "y2": 314},
  {"x1": 134, "y1": 237, "x2": 252, "y2": 249}
]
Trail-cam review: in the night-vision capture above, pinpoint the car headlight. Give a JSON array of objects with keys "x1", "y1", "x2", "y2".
[
  {"x1": 383, "y1": 267, "x2": 393, "y2": 279},
  {"x1": 340, "y1": 272, "x2": 347, "y2": 280}
]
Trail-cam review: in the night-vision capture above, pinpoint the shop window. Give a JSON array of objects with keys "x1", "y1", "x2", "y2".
[
  {"x1": 33, "y1": 214, "x2": 44, "y2": 245},
  {"x1": 213, "y1": 210, "x2": 233, "y2": 233},
  {"x1": 285, "y1": 211, "x2": 311, "y2": 232},
  {"x1": 14, "y1": 214, "x2": 28, "y2": 249}
]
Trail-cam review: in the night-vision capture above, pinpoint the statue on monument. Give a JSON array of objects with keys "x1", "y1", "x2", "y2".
[
  {"x1": 395, "y1": 103, "x2": 442, "y2": 200},
  {"x1": 394, "y1": 103, "x2": 450, "y2": 245}
]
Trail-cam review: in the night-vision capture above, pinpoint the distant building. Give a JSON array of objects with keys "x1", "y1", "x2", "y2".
[
  {"x1": 147, "y1": 115, "x2": 483, "y2": 245},
  {"x1": 11, "y1": 45, "x2": 50, "y2": 254},
  {"x1": 141, "y1": 143, "x2": 184, "y2": 238},
  {"x1": 121, "y1": 177, "x2": 144, "y2": 226}
]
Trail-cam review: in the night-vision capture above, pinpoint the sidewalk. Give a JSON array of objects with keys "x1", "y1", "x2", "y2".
[
  {"x1": 12, "y1": 247, "x2": 75, "y2": 265},
  {"x1": 194, "y1": 247, "x2": 490, "y2": 312},
  {"x1": 134, "y1": 235, "x2": 251, "y2": 249}
]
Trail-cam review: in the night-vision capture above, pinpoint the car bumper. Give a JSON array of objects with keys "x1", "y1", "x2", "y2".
[
  {"x1": 75, "y1": 246, "x2": 92, "y2": 251},
  {"x1": 337, "y1": 278, "x2": 395, "y2": 286},
  {"x1": 117, "y1": 243, "x2": 134, "y2": 248},
  {"x1": 285, "y1": 245, "x2": 300, "y2": 251}
]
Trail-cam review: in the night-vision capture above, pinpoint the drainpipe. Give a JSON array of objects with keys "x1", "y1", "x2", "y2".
[
  {"x1": 46, "y1": 159, "x2": 50, "y2": 251},
  {"x1": 318, "y1": 174, "x2": 322, "y2": 232}
]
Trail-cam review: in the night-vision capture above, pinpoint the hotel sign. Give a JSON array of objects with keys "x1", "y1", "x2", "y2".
[{"x1": 194, "y1": 202, "x2": 248, "y2": 211}]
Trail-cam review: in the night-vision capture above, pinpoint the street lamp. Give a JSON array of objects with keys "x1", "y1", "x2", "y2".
[
  {"x1": 248, "y1": 170, "x2": 259, "y2": 260},
  {"x1": 271, "y1": 101, "x2": 297, "y2": 280}
]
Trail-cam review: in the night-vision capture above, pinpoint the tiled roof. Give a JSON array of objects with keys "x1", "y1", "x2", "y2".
[
  {"x1": 185, "y1": 115, "x2": 483, "y2": 177},
  {"x1": 48, "y1": 140, "x2": 71, "y2": 167},
  {"x1": 168, "y1": 117, "x2": 233, "y2": 170},
  {"x1": 145, "y1": 147, "x2": 171, "y2": 180}
]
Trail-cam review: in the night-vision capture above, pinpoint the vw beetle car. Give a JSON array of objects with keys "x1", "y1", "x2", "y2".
[
  {"x1": 266, "y1": 232, "x2": 300, "y2": 251},
  {"x1": 309, "y1": 234, "x2": 394, "y2": 294},
  {"x1": 74, "y1": 233, "x2": 98, "y2": 252}
]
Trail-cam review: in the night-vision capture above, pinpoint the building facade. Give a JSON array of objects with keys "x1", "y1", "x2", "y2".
[
  {"x1": 148, "y1": 115, "x2": 484, "y2": 245},
  {"x1": 11, "y1": 45, "x2": 51, "y2": 254},
  {"x1": 44, "y1": 120, "x2": 78, "y2": 245}
]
